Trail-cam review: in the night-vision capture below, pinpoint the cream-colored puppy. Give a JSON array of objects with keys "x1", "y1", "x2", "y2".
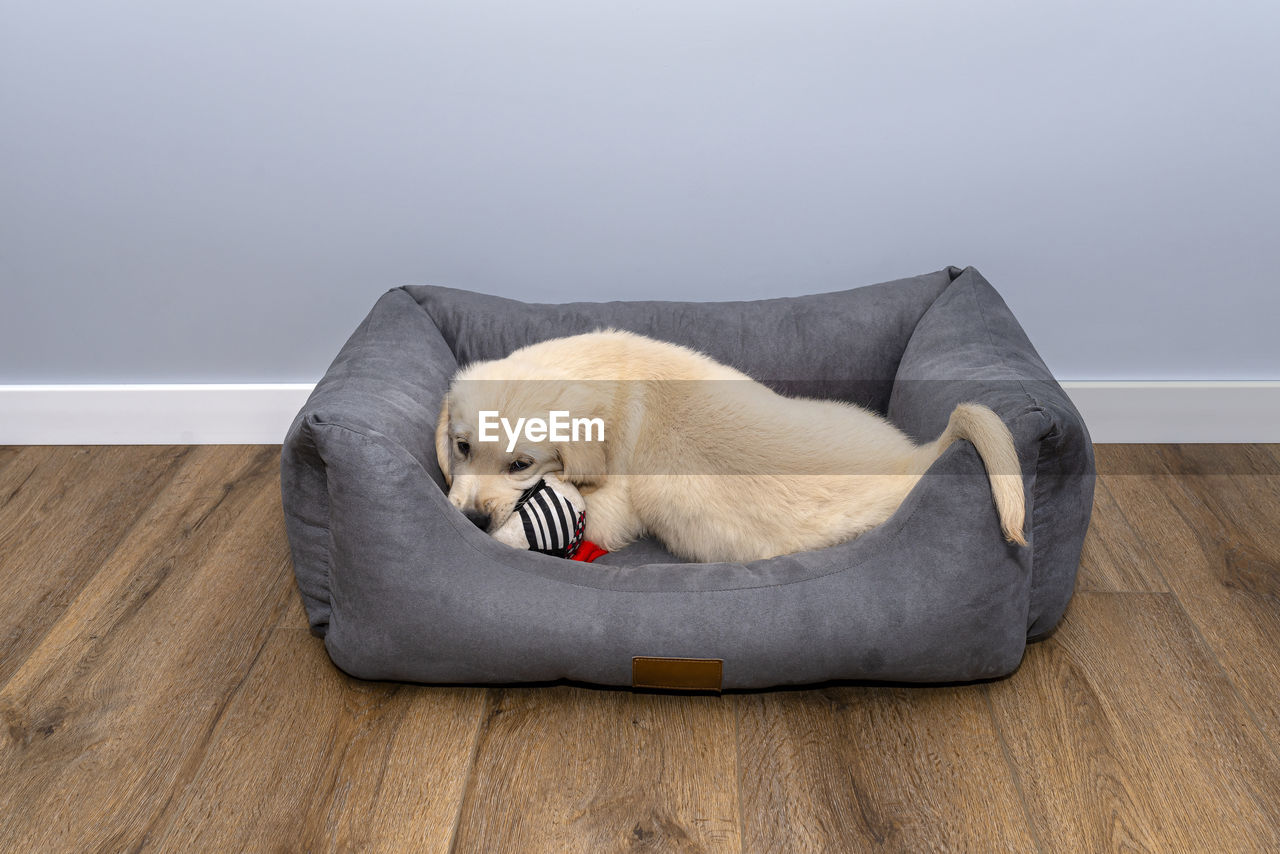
[{"x1": 436, "y1": 330, "x2": 1025, "y2": 563}]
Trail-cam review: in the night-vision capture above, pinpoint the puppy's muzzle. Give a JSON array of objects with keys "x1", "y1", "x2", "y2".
[{"x1": 463, "y1": 508, "x2": 491, "y2": 530}]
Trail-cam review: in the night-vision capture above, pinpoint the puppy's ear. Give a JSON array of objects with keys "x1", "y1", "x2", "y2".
[
  {"x1": 434, "y1": 392, "x2": 452, "y2": 486},
  {"x1": 554, "y1": 433, "x2": 607, "y2": 490},
  {"x1": 552, "y1": 382, "x2": 610, "y2": 489}
]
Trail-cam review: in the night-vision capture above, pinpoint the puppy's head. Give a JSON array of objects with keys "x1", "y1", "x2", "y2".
[{"x1": 435, "y1": 361, "x2": 608, "y2": 534}]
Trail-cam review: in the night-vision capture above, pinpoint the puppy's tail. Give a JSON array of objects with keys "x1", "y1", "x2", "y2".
[{"x1": 915, "y1": 403, "x2": 1027, "y2": 546}]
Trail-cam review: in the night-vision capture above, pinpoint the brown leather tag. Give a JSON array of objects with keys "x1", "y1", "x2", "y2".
[{"x1": 632, "y1": 656, "x2": 723, "y2": 692}]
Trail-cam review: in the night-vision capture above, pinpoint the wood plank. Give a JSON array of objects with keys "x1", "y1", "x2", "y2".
[
  {"x1": 1095, "y1": 443, "x2": 1280, "y2": 476},
  {"x1": 277, "y1": 581, "x2": 312, "y2": 630},
  {"x1": 451, "y1": 686, "x2": 740, "y2": 852},
  {"x1": 1092, "y1": 443, "x2": 1129, "y2": 475},
  {"x1": 0, "y1": 446, "x2": 23, "y2": 476},
  {"x1": 736, "y1": 684, "x2": 1039, "y2": 853},
  {"x1": 0, "y1": 446, "x2": 76, "y2": 525},
  {"x1": 0, "y1": 445, "x2": 295, "y2": 852},
  {"x1": 1075, "y1": 475, "x2": 1168, "y2": 593},
  {"x1": 1153, "y1": 443, "x2": 1280, "y2": 476},
  {"x1": 989, "y1": 592, "x2": 1280, "y2": 852},
  {"x1": 0, "y1": 445, "x2": 192, "y2": 686},
  {"x1": 143, "y1": 629, "x2": 485, "y2": 853},
  {"x1": 1103, "y1": 445, "x2": 1280, "y2": 747}
]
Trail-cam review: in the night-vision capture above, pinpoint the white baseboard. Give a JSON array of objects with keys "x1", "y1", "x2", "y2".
[
  {"x1": 0, "y1": 384, "x2": 315, "y2": 445},
  {"x1": 1062, "y1": 381, "x2": 1280, "y2": 443},
  {"x1": 0, "y1": 381, "x2": 1277, "y2": 445}
]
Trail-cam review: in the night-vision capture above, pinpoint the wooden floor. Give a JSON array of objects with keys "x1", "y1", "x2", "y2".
[{"x1": 1, "y1": 445, "x2": 1279, "y2": 852}]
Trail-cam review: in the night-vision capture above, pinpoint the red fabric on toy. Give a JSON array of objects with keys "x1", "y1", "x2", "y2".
[{"x1": 570, "y1": 540, "x2": 609, "y2": 562}]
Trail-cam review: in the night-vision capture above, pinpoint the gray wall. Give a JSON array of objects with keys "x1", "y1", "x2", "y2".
[{"x1": 3, "y1": 1, "x2": 1277, "y2": 383}]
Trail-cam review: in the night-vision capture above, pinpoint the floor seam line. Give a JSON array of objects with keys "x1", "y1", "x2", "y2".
[
  {"x1": 984, "y1": 686, "x2": 1048, "y2": 854},
  {"x1": 446, "y1": 689, "x2": 492, "y2": 854}
]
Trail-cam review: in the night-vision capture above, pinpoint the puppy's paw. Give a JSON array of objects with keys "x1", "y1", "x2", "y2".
[
  {"x1": 490, "y1": 520, "x2": 530, "y2": 550},
  {"x1": 583, "y1": 521, "x2": 635, "y2": 553}
]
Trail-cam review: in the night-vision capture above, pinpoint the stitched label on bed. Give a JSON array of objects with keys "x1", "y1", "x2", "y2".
[{"x1": 632, "y1": 657, "x2": 723, "y2": 691}]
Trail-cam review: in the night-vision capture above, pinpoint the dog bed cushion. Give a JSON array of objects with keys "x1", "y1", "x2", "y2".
[{"x1": 281, "y1": 266, "x2": 1094, "y2": 689}]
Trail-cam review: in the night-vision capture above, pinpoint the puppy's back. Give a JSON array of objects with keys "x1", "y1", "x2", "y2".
[{"x1": 502, "y1": 330, "x2": 746, "y2": 383}]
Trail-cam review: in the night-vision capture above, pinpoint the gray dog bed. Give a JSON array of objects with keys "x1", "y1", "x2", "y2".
[{"x1": 281, "y1": 266, "x2": 1094, "y2": 690}]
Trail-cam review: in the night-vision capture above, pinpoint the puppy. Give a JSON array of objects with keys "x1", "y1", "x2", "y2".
[{"x1": 436, "y1": 330, "x2": 1025, "y2": 563}]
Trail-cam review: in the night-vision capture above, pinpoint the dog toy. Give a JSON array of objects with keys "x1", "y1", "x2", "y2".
[{"x1": 491, "y1": 475, "x2": 608, "y2": 562}]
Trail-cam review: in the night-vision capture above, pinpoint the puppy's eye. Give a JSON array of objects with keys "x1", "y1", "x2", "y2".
[
  {"x1": 456, "y1": 439, "x2": 470, "y2": 456},
  {"x1": 508, "y1": 459, "x2": 532, "y2": 473}
]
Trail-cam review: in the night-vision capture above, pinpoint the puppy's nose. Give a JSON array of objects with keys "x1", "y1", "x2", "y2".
[{"x1": 463, "y1": 509, "x2": 491, "y2": 530}]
